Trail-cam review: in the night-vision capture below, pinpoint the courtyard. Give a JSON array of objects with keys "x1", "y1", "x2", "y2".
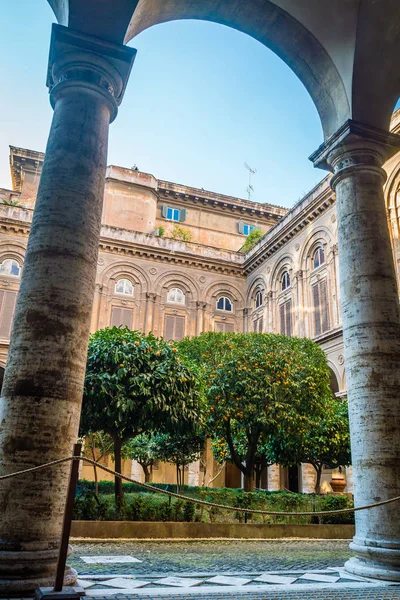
[{"x1": 66, "y1": 540, "x2": 400, "y2": 599}]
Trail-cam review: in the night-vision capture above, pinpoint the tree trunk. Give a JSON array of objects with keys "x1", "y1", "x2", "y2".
[
  {"x1": 143, "y1": 464, "x2": 151, "y2": 483},
  {"x1": 314, "y1": 465, "x2": 323, "y2": 495},
  {"x1": 255, "y1": 464, "x2": 262, "y2": 489},
  {"x1": 113, "y1": 437, "x2": 124, "y2": 511},
  {"x1": 244, "y1": 472, "x2": 254, "y2": 492}
]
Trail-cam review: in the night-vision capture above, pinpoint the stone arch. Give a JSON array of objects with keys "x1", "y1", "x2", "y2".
[
  {"x1": 153, "y1": 271, "x2": 200, "y2": 302},
  {"x1": 125, "y1": 1, "x2": 350, "y2": 138},
  {"x1": 0, "y1": 241, "x2": 26, "y2": 267},
  {"x1": 299, "y1": 228, "x2": 334, "y2": 272},
  {"x1": 246, "y1": 274, "x2": 267, "y2": 307},
  {"x1": 327, "y1": 363, "x2": 340, "y2": 396},
  {"x1": 100, "y1": 261, "x2": 150, "y2": 294},
  {"x1": 270, "y1": 254, "x2": 296, "y2": 294},
  {"x1": 204, "y1": 281, "x2": 245, "y2": 310}
]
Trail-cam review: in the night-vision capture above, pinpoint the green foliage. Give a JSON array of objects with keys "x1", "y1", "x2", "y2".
[
  {"x1": 81, "y1": 327, "x2": 201, "y2": 506},
  {"x1": 156, "y1": 225, "x2": 165, "y2": 237},
  {"x1": 73, "y1": 484, "x2": 354, "y2": 524},
  {"x1": 124, "y1": 433, "x2": 160, "y2": 482},
  {"x1": 1, "y1": 198, "x2": 21, "y2": 207},
  {"x1": 169, "y1": 224, "x2": 192, "y2": 242},
  {"x1": 153, "y1": 430, "x2": 205, "y2": 492},
  {"x1": 240, "y1": 229, "x2": 264, "y2": 253},
  {"x1": 179, "y1": 332, "x2": 332, "y2": 491},
  {"x1": 269, "y1": 396, "x2": 351, "y2": 493}
]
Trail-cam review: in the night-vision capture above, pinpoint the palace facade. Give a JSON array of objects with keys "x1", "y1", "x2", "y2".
[{"x1": 2, "y1": 110, "x2": 400, "y2": 494}]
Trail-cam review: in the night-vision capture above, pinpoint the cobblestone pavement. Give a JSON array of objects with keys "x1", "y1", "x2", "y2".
[
  {"x1": 63, "y1": 540, "x2": 400, "y2": 600},
  {"x1": 70, "y1": 540, "x2": 353, "y2": 575}
]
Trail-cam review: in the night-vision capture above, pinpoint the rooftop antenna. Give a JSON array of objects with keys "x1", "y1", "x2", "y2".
[{"x1": 244, "y1": 162, "x2": 257, "y2": 200}]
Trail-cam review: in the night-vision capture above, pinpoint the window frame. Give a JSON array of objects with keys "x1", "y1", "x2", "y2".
[
  {"x1": 167, "y1": 287, "x2": 186, "y2": 305},
  {"x1": 166, "y1": 206, "x2": 181, "y2": 222},
  {"x1": 255, "y1": 290, "x2": 263, "y2": 309},
  {"x1": 114, "y1": 278, "x2": 134, "y2": 297},
  {"x1": 243, "y1": 223, "x2": 255, "y2": 236},
  {"x1": 216, "y1": 296, "x2": 233, "y2": 312},
  {"x1": 312, "y1": 246, "x2": 325, "y2": 270},
  {"x1": 0, "y1": 259, "x2": 21, "y2": 277},
  {"x1": 281, "y1": 271, "x2": 291, "y2": 291}
]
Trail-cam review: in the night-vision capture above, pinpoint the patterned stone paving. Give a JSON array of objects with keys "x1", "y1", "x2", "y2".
[{"x1": 69, "y1": 541, "x2": 353, "y2": 576}]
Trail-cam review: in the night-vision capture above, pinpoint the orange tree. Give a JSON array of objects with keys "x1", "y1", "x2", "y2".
[
  {"x1": 81, "y1": 327, "x2": 201, "y2": 509},
  {"x1": 179, "y1": 332, "x2": 332, "y2": 491},
  {"x1": 268, "y1": 395, "x2": 351, "y2": 493}
]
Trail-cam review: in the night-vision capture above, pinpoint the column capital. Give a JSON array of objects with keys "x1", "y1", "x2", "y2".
[
  {"x1": 46, "y1": 24, "x2": 136, "y2": 122},
  {"x1": 310, "y1": 120, "x2": 400, "y2": 191}
]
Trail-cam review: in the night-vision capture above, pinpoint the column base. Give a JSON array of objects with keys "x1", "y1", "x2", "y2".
[
  {"x1": 345, "y1": 540, "x2": 400, "y2": 581},
  {"x1": 0, "y1": 544, "x2": 77, "y2": 593}
]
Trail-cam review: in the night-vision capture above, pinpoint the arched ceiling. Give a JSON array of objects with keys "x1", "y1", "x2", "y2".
[{"x1": 47, "y1": 0, "x2": 400, "y2": 141}]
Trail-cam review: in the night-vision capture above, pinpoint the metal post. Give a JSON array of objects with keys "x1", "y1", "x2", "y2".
[{"x1": 35, "y1": 443, "x2": 83, "y2": 599}]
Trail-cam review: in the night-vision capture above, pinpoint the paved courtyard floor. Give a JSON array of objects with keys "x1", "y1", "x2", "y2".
[{"x1": 60, "y1": 540, "x2": 400, "y2": 600}]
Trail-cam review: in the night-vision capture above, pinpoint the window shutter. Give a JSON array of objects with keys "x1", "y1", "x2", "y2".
[
  {"x1": 285, "y1": 299, "x2": 292, "y2": 337},
  {"x1": 121, "y1": 308, "x2": 133, "y2": 329},
  {"x1": 174, "y1": 316, "x2": 185, "y2": 340},
  {"x1": 238, "y1": 221, "x2": 244, "y2": 234},
  {"x1": 258, "y1": 317, "x2": 263, "y2": 332},
  {"x1": 280, "y1": 304, "x2": 285, "y2": 334},
  {"x1": 224, "y1": 322, "x2": 234, "y2": 333},
  {"x1": 312, "y1": 283, "x2": 321, "y2": 337},
  {"x1": 179, "y1": 208, "x2": 187, "y2": 222},
  {"x1": 320, "y1": 279, "x2": 330, "y2": 333},
  {"x1": 0, "y1": 291, "x2": 17, "y2": 339},
  {"x1": 164, "y1": 315, "x2": 175, "y2": 340},
  {"x1": 253, "y1": 320, "x2": 257, "y2": 332},
  {"x1": 255, "y1": 225, "x2": 262, "y2": 232},
  {"x1": 161, "y1": 204, "x2": 168, "y2": 218},
  {"x1": 215, "y1": 321, "x2": 224, "y2": 332}
]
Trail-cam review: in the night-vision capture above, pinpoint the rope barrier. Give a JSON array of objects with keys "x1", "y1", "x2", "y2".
[{"x1": 2, "y1": 455, "x2": 400, "y2": 517}]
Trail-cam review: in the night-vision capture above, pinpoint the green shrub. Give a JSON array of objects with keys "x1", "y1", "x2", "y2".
[{"x1": 318, "y1": 495, "x2": 354, "y2": 524}]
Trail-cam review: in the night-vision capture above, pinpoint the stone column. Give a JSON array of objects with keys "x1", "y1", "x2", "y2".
[
  {"x1": 346, "y1": 466, "x2": 354, "y2": 494},
  {"x1": 311, "y1": 120, "x2": 400, "y2": 581},
  {"x1": 188, "y1": 460, "x2": 201, "y2": 487},
  {"x1": 0, "y1": 24, "x2": 136, "y2": 593},
  {"x1": 90, "y1": 283, "x2": 103, "y2": 332},
  {"x1": 268, "y1": 464, "x2": 281, "y2": 491},
  {"x1": 301, "y1": 463, "x2": 317, "y2": 494}
]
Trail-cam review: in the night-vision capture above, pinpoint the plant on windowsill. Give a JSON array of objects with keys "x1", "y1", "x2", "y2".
[
  {"x1": 240, "y1": 229, "x2": 264, "y2": 253},
  {"x1": 153, "y1": 226, "x2": 165, "y2": 237},
  {"x1": 1, "y1": 198, "x2": 21, "y2": 207},
  {"x1": 169, "y1": 224, "x2": 192, "y2": 242}
]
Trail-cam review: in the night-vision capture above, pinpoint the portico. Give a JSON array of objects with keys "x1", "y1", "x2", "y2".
[{"x1": 1, "y1": 0, "x2": 400, "y2": 591}]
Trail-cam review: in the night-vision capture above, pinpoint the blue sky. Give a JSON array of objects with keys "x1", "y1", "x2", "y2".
[{"x1": 0, "y1": 2, "x2": 328, "y2": 208}]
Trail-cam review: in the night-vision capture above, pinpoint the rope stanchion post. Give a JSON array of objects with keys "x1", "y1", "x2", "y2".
[{"x1": 35, "y1": 444, "x2": 84, "y2": 600}]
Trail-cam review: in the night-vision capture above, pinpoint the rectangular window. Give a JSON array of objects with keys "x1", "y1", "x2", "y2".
[
  {"x1": 215, "y1": 321, "x2": 235, "y2": 333},
  {"x1": 166, "y1": 207, "x2": 181, "y2": 221},
  {"x1": 243, "y1": 224, "x2": 255, "y2": 236},
  {"x1": 253, "y1": 317, "x2": 263, "y2": 332},
  {"x1": 312, "y1": 279, "x2": 330, "y2": 337},
  {"x1": 0, "y1": 290, "x2": 17, "y2": 340},
  {"x1": 164, "y1": 314, "x2": 185, "y2": 341},
  {"x1": 110, "y1": 307, "x2": 133, "y2": 329},
  {"x1": 279, "y1": 299, "x2": 292, "y2": 336}
]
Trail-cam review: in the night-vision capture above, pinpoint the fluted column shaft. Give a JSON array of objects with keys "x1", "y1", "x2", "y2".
[
  {"x1": 311, "y1": 121, "x2": 400, "y2": 581},
  {"x1": 0, "y1": 24, "x2": 135, "y2": 593}
]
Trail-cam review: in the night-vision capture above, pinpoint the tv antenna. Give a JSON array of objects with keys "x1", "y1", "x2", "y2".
[{"x1": 244, "y1": 162, "x2": 257, "y2": 200}]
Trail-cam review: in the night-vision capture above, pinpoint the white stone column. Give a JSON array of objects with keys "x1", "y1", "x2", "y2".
[
  {"x1": 0, "y1": 24, "x2": 135, "y2": 593},
  {"x1": 301, "y1": 463, "x2": 317, "y2": 494},
  {"x1": 268, "y1": 464, "x2": 281, "y2": 491},
  {"x1": 312, "y1": 120, "x2": 400, "y2": 581},
  {"x1": 346, "y1": 466, "x2": 354, "y2": 494},
  {"x1": 131, "y1": 460, "x2": 144, "y2": 483},
  {"x1": 187, "y1": 460, "x2": 201, "y2": 487}
]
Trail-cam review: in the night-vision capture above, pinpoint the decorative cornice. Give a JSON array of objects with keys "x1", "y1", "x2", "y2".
[{"x1": 244, "y1": 187, "x2": 335, "y2": 275}]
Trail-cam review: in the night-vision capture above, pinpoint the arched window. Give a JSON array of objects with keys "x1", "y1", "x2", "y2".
[
  {"x1": 115, "y1": 278, "x2": 134, "y2": 296},
  {"x1": 255, "y1": 290, "x2": 263, "y2": 308},
  {"x1": 167, "y1": 287, "x2": 186, "y2": 305},
  {"x1": 0, "y1": 259, "x2": 21, "y2": 277},
  {"x1": 313, "y1": 246, "x2": 325, "y2": 270},
  {"x1": 281, "y1": 271, "x2": 291, "y2": 291},
  {"x1": 216, "y1": 296, "x2": 233, "y2": 312}
]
